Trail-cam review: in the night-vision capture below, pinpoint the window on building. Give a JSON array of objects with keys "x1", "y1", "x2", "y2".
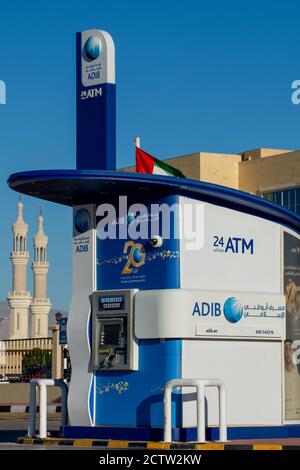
[{"x1": 262, "y1": 187, "x2": 300, "y2": 216}]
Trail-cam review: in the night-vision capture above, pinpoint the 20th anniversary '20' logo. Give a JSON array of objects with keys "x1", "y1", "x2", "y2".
[{"x1": 121, "y1": 241, "x2": 146, "y2": 275}]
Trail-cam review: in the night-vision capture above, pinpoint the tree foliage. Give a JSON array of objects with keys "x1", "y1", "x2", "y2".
[{"x1": 22, "y1": 348, "x2": 51, "y2": 372}]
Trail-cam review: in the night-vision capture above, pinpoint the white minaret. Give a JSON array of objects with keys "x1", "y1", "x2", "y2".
[
  {"x1": 30, "y1": 207, "x2": 51, "y2": 338},
  {"x1": 7, "y1": 196, "x2": 32, "y2": 339}
]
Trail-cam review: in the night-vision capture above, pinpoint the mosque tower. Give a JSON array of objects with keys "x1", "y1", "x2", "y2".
[
  {"x1": 7, "y1": 196, "x2": 31, "y2": 339},
  {"x1": 30, "y1": 207, "x2": 51, "y2": 338}
]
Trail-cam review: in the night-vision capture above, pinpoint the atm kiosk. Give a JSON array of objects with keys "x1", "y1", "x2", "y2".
[{"x1": 7, "y1": 28, "x2": 300, "y2": 441}]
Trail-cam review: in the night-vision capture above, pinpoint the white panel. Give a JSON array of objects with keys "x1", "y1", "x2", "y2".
[
  {"x1": 180, "y1": 197, "x2": 281, "y2": 294},
  {"x1": 67, "y1": 205, "x2": 95, "y2": 426},
  {"x1": 81, "y1": 29, "x2": 115, "y2": 86},
  {"x1": 182, "y1": 339, "x2": 282, "y2": 426},
  {"x1": 135, "y1": 289, "x2": 285, "y2": 339}
]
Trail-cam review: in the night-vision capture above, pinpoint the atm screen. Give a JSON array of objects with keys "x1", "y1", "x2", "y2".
[{"x1": 100, "y1": 323, "x2": 121, "y2": 346}]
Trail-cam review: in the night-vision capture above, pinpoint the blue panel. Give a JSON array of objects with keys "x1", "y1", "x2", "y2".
[
  {"x1": 95, "y1": 339, "x2": 182, "y2": 427},
  {"x1": 61, "y1": 424, "x2": 300, "y2": 441},
  {"x1": 59, "y1": 317, "x2": 68, "y2": 345},
  {"x1": 76, "y1": 33, "x2": 116, "y2": 171},
  {"x1": 94, "y1": 194, "x2": 181, "y2": 427},
  {"x1": 205, "y1": 425, "x2": 300, "y2": 441},
  {"x1": 61, "y1": 425, "x2": 164, "y2": 441},
  {"x1": 96, "y1": 195, "x2": 180, "y2": 291}
]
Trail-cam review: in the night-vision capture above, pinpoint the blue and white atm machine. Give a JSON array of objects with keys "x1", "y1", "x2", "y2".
[{"x1": 91, "y1": 290, "x2": 138, "y2": 371}]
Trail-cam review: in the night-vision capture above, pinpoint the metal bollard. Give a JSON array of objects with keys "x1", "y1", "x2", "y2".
[
  {"x1": 27, "y1": 378, "x2": 68, "y2": 438},
  {"x1": 163, "y1": 378, "x2": 228, "y2": 443}
]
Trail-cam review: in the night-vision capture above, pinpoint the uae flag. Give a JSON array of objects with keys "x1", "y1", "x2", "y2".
[{"x1": 136, "y1": 147, "x2": 185, "y2": 178}]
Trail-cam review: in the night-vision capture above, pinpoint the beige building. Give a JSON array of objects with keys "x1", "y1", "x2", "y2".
[
  {"x1": 30, "y1": 207, "x2": 51, "y2": 338},
  {"x1": 7, "y1": 197, "x2": 31, "y2": 339},
  {"x1": 123, "y1": 147, "x2": 300, "y2": 215},
  {"x1": 7, "y1": 199, "x2": 51, "y2": 340}
]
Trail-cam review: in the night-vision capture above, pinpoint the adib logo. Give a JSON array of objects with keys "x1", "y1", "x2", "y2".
[
  {"x1": 223, "y1": 297, "x2": 243, "y2": 323},
  {"x1": 192, "y1": 296, "x2": 244, "y2": 324},
  {"x1": 83, "y1": 36, "x2": 101, "y2": 61},
  {"x1": 74, "y1": 208, "x2": 91, "y2": 254},
  {"x1": 74, "y1": 208, "x2": 91, "y2": 233}
]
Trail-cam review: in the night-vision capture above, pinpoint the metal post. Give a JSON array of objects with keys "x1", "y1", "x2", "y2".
[
  {"x1": 218, "y1": 383, "x2": 227, "y2": 442},
  {"x1": 164, "y1": 383, "x2": 172, "y2": 442},
  {"x1": 197, "y1": 383, "x2": 206, "y2": 443},
  {"x1": 59, "y1": 380, "x2": 69, "y2": 426},
  {"x1": 39, "y1": 382, "x2": 47, "y2": 438}
]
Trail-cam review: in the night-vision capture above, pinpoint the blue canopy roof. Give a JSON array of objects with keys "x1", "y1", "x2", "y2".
[{"x1": 7, "y1": 169, "x2": 300, "y2": 234}]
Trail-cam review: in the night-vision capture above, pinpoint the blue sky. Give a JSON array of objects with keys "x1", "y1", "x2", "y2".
[{"x1": 0, "y1": 0, "x2": 300, "y2": 310}]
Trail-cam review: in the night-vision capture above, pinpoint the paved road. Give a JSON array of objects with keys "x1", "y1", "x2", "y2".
[
  {"x1": 0, "y1": 443, "x2": 102, "y2": 450},
  {"x1": 0, "y1": 413, "x2": 130, "y2": 450},
  {"x1": 0, "y1": 413, "x2": 86, "y2": 450}
]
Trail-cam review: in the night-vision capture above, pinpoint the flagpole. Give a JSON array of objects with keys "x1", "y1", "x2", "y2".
[{"x1": 135, "y1": 136, "x2": 141, "y2": 148}]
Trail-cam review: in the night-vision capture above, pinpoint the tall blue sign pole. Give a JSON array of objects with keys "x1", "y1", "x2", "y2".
[{"x1": 76, "y1": 29, "x2": 116, "y2": 170}]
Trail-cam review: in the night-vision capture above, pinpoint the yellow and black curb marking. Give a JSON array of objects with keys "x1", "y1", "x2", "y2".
[
  {"x1": 0, "y1": 405, "x2": 61, "y2": 413},
  {"x1": 17, "y1": 437, "x2": 299, "y2": 450}
]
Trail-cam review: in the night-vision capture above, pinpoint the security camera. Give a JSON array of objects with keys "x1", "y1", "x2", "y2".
[{"x1": 150, "y1": 235, "x2": 163, "y2": 248}]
